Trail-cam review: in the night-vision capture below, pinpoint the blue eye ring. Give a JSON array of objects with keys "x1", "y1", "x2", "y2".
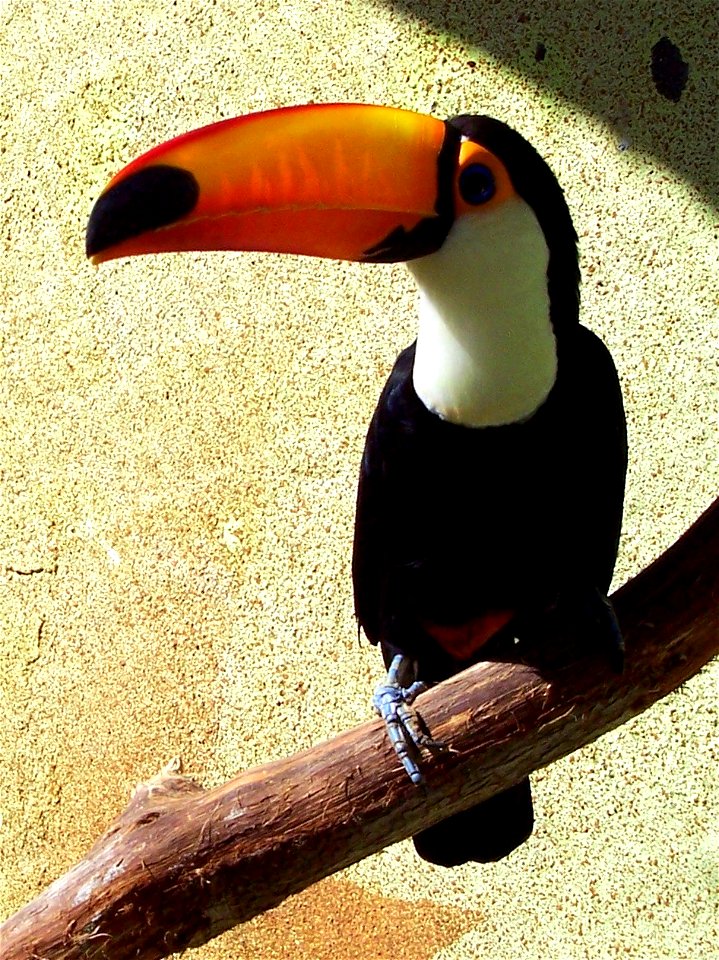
[{"x1": 458, "y1": 163, "x2": 496, "y2": 205}]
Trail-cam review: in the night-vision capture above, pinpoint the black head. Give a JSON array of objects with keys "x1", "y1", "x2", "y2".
[{"x1": 447, "y1": 115, "x2": 580, "y2": 326}]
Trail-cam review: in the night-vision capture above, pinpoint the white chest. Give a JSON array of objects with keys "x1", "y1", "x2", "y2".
[{"x1": 409, "y1": 198, "x2": 557, "y2": 427}]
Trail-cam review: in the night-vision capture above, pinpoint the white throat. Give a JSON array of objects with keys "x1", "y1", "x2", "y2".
[{"x1": 409, "y1": 198, "x2": 557, "y2": 427}]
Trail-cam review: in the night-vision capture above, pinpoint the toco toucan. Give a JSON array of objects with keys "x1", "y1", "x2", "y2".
[{"x1": 87, "y1": 104, "x2": 627, "y2": 867}]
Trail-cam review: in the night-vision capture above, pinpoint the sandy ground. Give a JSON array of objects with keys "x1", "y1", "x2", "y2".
[{"x1": 1, "y1": 0, "x2": 717, "y2": 957}]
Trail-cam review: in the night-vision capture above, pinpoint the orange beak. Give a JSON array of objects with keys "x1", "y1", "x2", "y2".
[{"x1": 86, "y1": 104, "x2": 457, "y2": 265}]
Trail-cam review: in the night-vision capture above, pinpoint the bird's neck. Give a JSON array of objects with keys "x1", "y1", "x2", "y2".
[{"x1": 408, "y1": 199, "x2": 557, "y2": 428}]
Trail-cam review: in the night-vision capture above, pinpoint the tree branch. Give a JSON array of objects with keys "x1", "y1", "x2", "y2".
[{"x1": 3, "y1": 497, "x2": 718, "y2": 960}]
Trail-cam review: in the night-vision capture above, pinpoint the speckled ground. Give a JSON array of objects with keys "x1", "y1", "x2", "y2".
[{"x1": 1, "y1": 1, "x2": 717, "y2": 957}]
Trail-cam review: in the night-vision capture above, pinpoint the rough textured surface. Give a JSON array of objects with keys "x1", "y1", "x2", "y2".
[
  {"x1": 4, "y1": 505, "x2": 717, "y2": 960},
  {"x1": 0, "y1": 1, "x2": 716, "y2": 958}
]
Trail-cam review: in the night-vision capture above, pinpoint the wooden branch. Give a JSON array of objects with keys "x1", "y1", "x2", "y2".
[{"x1": 3, "y1": 497, "x2": 718, "y2": 960}]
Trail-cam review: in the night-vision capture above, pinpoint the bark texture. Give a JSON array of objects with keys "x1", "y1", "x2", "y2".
[{"x1": 3, "y1": 497, "x2": 718, "y2": 960}]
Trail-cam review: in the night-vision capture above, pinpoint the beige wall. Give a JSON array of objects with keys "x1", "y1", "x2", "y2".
[{"x1": 1, "y1": 1, "x2": 716, "y2": 956}]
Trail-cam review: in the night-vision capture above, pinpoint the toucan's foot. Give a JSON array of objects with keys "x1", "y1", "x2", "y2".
[
  {"x1": 372, "y1": 654, "x2": 444, "y2": 784},
  {"x1": 558, "y1": 585, "x2": 625, "y2": 673},
  {"x1": 594, "y1": 590, "x2": 625, "y2": 674},
  {"x1": 575, "y1": 586, "x2": 624, "y2": 673}
]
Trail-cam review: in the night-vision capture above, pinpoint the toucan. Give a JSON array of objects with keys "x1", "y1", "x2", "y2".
[{"x1": 86, "y1": 104, "x2": 627, "y2": 867}]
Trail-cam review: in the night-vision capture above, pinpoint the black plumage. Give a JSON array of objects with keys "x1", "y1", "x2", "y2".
[
  {"x1": 353, "y1": 118, "x2": 627, "y2": 865},
  {"x1": 354, "y1": 328, "x2": 626, "y2": 864}
]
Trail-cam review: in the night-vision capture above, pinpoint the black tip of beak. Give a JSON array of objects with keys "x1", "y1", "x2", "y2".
[{"x1": 86, "y1": 165, "x2": 200, "y2": 258}]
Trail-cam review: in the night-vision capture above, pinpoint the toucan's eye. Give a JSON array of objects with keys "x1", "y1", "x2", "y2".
[{"x1": 458, "y1": 163, "x2": 496, "y2": 205}]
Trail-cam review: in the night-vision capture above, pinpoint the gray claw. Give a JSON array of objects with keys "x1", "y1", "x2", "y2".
[{"x1": 372, "y1": 654, "x2": 443, "y2": 784}]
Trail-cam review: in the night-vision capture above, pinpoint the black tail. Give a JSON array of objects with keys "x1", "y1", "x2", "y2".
[{"x1": 412, "y1": 778, "x2": 534, "y2": 866}]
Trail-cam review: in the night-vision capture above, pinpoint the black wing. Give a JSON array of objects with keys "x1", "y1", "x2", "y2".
[{"x1": 352, "y1": 328, "x2": 627, "y2": 657}]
